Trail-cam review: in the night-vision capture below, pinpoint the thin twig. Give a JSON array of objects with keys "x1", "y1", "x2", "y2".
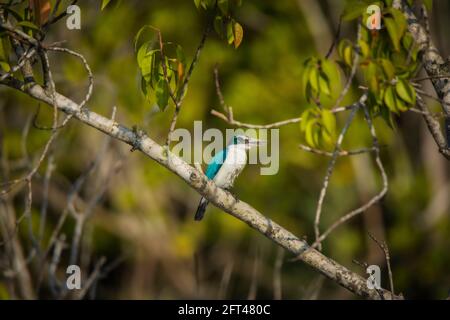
[
  {"x1": 325, "y1": 14, "x2": 342, "y2": 59},
  {"x1": 310, "y1": 103, "x2": 388, "y2": 249},
  {"x1": 413, "y1": 74, "x2": 450, "y2": 82},
  {"x1": 165, "y1": 23, "x2": 211, "y2": 145},
  {"x1": 47, "y1": 46, "x2": 93, "y2": 111},
  {"x1": 1, "y1": 45, "x2": 92, "y2": 197},
  {"x1": 368, "y1": 232, "x2": 395, "y2": 297},
  {"x1": 313, "y1": 96, "x2": 365, "y2": 250},
  {"x1": 212, "y1": 66, "x2": 354, "y2": 129},
  {"x1": 75, "y1": 256, "x2": 107, "y2": 300},
  {"x1": 299, "y1": 144, "x2": 378, "y2": 157},
  {"x1": 0, "y1": 47, "x2": 37, "y2": 81},
  {"x1": 416, "y1": 95, "x2": 450, "y2": 159},
  {"x1": 332, "y1": 21, "x2": 362, "y2": 109},
  {"x1": 48, "y1": 234, "x2": 66, "y2": 297}
]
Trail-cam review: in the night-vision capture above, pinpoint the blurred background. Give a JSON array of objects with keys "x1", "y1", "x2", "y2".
[{"x1": 0, "y1": 0, "x2": 449, "y2": 299}]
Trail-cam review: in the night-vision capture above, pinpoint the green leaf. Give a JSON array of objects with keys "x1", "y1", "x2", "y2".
[
  {"x1": 0, "y1": 36, "x2": 11, "y2": 72},
  {"x1": 365, "y1": 61, "x2": 378, "y2": 80},
  {"x1": 301, "y1": 64, "x2": 312, "y2": 98},
  {"x1": 380, "y1": 105, "x2": 395, "y2": 128},
  {"x1": 226, "y1": 21, "x2": 234, "y2": 45},
  {"x1": 395, "y1": 79, "x2": 416, "y2": 105},
  {"x1": 402, "y1": 33, "x2": 413, "y2": 50},
  {"x1": 141, "y1": 77, "x2": 152, "y2": 103},
  {"x1": 365, "y1": 61, "x2": 381, "y2": 94},
  {"x1": 395, "y1": 96, "x2": 408, "y2": 112},
  {"x1": 321, "y1": 109, "x2": 336, "y2": 138},
  {"x1": 0, "y1": 61, "x2": 10, "y2": 72},
  {"x1": 176, "y1": 45, "x2": 186, "y2": 65},
  {"x1": 384, "y1": 86, "x2": 398, "y2": 113},
  {"x1": 16, "y1": 20, "x2": 40, "y2": 32},
  {"x1": 319, "y1": 72, "x2": 331, "y2": 96},
  {"x1": 358, "y1": 40, "x2": 370, "y2": 58},
  {"x1": 386, "y1": 8, "x2": 407, "y2": 40},
  {"x1": 384, "y1": 18, "x2": 402, "y2": 51},
  {"x1": 134, "y1": 25, "x2": 155, "y2": 52},
  {"x1": 338, "y1": 40, "x2": 349, "y2": 58},
  {"x1": 101, "y1": 0, "x2": 112, "y2": 10},
  {"x1": 194, "y1": 0, "x2": 202, "y2": 9},
  {"x1": 320, "y1": 130, "x2": 334, "y2": 148},
  {"x1": 137, "y1": 42, "x2": 149, "y2": 68},
  {"x1": 156, "y1": 78, "x2": 169, "y2": 110},
  {"x1": 343, "y1": 46, "x2": 353, "y2": 66},
  {"x1": 300, "y1": 109, "x2": 311, "y2": 132},
  {"x1": 201, "y1": 0, "x2": 215, "y2": 10},
  {"x1": 380, "y1": 59, "x2": 395, "y2": 80},
  {"x1": 308, "y1": 67, "x2": 320, "y2": 92},
  {"x1": 322, "y1": 59, "x2": 341, "y2": 91},
  {"x1": 305, "y1": 119, "x2": 319, "y2": 148},
  {"x1": 137, "y1": 44, "x2": 158, "y2": 82}
]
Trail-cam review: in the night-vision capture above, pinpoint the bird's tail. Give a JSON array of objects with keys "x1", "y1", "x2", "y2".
[{"x1": 194, "y1": 197, "x2": 209, "y2": 221}]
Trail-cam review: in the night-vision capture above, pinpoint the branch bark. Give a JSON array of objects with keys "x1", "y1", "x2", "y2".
[
  {"x1": 0, "y1": 78, "x2": 401, "y2": 300},
  {"x1": 394, "y1": 0, "x2": 450, "y2": 159}
]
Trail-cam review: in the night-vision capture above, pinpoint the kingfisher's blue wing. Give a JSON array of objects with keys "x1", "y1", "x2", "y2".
[{"x1": 205, "y1": 149, "x2": 227, "y2": 180}]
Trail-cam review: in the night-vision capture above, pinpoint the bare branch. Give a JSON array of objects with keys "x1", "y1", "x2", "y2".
[
  {"x1": 367, "y1": 232, "x2": 395, "y2": 296},
  {"x1": 393, "y1": 0, "x2": 450, "y2": 116},
  {"x1": 313, "y1": 95, "x2": 366, "y2": 251},
  {"x1": 332, "y1": 21, "x2": 362, "y2": 109},
  {"x1": 299, "y1": 144, "x2": 378, "y2": 157},
  {"x1": 211, "y1": 67, "x2": 354, "y2": 129},
  {"x1": 75, "y1": 256, "x2": 107, "y2": 300},
  {"x1": 311, "y1": 102, "x2": 388, "y2": 249},
  {"x1": 416, "y1": 95, "x2": 450, "y2": 159}
]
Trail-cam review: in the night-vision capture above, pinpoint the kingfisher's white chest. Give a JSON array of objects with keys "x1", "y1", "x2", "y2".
[{"x1": 213, "y1": 145, "x2": 247, "y2": 189}]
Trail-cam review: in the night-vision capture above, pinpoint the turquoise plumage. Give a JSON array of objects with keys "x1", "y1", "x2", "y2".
[
  {"x1": 205, "y1": 149, "x2": 227, "y2": 180},
  {"x1": 194, "y1": 134, "x2": 262, "y2": 221}
]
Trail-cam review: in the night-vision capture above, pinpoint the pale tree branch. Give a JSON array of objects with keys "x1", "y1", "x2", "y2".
[
  {"x1": 394, "y1": 0, "x2": 450, "y2": 157},
  {"x1": 394, "y1": 0, "x2": 450, "y2": 116},
  {"x1": 0, "y1": 76, "x2": 401, "y2": 300}
]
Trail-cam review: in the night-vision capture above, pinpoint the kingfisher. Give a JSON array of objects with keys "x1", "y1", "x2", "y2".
[{"x1": 194, "y1": 134, "x2": 264, "y2": 221}]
